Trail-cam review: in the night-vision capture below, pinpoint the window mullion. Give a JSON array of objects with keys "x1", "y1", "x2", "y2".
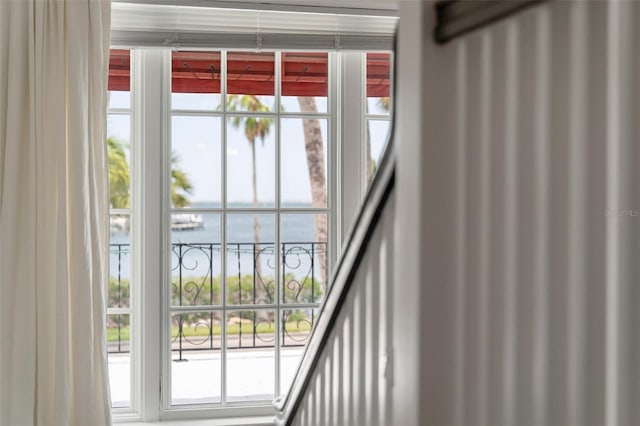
[
  {"x1": 328, "y1": 51, "x2": 340, "y2": 270},
  {"x1": 220, "y1": 49, "x2": 229, "y2": 406},
  {"x1": 339, "y1": 52, "x2": 366, "y2": 245},
  {"x1": 132, "y1": 48, "x2": 168, "y2": 421},
  {"x1": 159, "y1": 49, "x2": 174, "y2": 415},
  {"x1": 274, "y1": 50, "x2": 282, "y2": 398}
]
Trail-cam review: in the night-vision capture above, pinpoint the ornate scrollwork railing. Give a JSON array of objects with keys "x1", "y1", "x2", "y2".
[{"x1": 107, "y1": 241, "x2": 327, "y2": 356}]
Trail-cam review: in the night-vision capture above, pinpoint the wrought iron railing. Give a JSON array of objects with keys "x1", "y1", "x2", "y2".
[{"x1": 107, "y1": 242, "x2": 327, "y2": 357}]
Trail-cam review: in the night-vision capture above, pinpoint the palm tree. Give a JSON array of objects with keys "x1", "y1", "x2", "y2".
[
  {"x1": 107, "y1": 137, "x2": 193, "y2": 209},
  {"x1": 108, "y1": 136, "x2": 131, "y2": 209},
  {"x1": 227, "y1": 95, "x2": 273, "y2": 278},
  {"x1": 171, "y1": 153, "x2": 194, "y2": 208},
  {"x1": 378, "y1": 97, "x2": 391, "y2": 112},
  {"x1": 296, "y1": 97, "x2": 328, "y2": 292}
]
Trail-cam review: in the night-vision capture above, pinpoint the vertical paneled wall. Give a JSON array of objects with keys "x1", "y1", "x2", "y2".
[
  {"x1": 289, "y1": 192, "x2": 395, "y2": 426},
  {"x1": 288, "y1": 1, "x2": 640, "y2": 425},
  {"x1": 402, "y1": 1, "x2": 640, "y2": 425}
]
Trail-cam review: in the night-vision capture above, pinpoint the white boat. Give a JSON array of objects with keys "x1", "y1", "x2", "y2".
[
  {"x1": 110, "y1": 216, "x2": 129, "y2": 232},
  {"x1": 110, "y1": 214, "x2": 204, "y2": 231},
  {"x1": 171, "y1": 213, "x2": 204, "y2": 231}
]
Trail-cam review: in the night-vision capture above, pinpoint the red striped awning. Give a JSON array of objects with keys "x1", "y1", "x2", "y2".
[{"x1": 108, "y1": 50, "x2": 390, "y2": 97}]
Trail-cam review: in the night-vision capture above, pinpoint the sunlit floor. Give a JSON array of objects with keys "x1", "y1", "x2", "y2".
[{"x1": 108, "y1": 348, "x2": 305, "y2": 408}]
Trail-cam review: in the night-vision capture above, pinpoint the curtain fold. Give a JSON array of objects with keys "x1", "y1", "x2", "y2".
[{"x1": 0, "y1": 0, "x2": 112, "y2": 424}]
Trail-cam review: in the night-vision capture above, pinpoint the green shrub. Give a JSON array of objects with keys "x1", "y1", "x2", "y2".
[
  {"x1": 171, "y1": 275, "x2": 221, "y2": 305},
  {"x1": 108, "y1": 276, "x2": 130, "y2": 307},
  {"x1": 107, "y1": 273, "x2": 323, "y2": 315}
]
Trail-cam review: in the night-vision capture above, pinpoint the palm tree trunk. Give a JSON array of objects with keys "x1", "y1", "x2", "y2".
[
  {"x1": 365, "y1": 120, "x2": 373, "y2": 186},
  {"x1": 365, "y1": 101, "x2": 374, "y2": 186},
  {"x1": 250, "y1": 139, "x2": 262, "y2": 281},
  {"x1": 296, "y1": 97, "x2": 328, "y2": 294}
]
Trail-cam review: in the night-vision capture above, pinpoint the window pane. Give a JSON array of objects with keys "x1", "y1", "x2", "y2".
[
  {"x1": 226, "y1": 214, "x2": 275, "y2": 305},
  {"x1": 226, "y1": 310, "x2": 275, "y2": 402},
  {"x1": 366, "y1": 97, "x2": 391, "y2": 115},
  {"x1": 107, "y1": 314, "x2": 130, "y2": 408},
  {"x1": 107, "y1": 115, "x2": 131, "y2": 211},
  {"x1": 227, "y1": 213, "x2": 275, "y2": 244},
  {"x1": 280, "y1": 308, "x2": 318, "y2": 395},
  {"x1": 107, "y1": 114, "x2": 130, "y2": 144},
  {"x1": 109, "y1": 214, "x2": 130, "y2": 308},
  {"x1": 172, "y1": 93, "x2": 221, "y2": 111},
  {"x1": 227, "y1": 52, "x2": 275, "y2": 112},
  {"x1": 367, "y1": 119, "x2": 391, "y2": 179},
  {"x1": 366, "y1": 52, "x2": 391, "y2": 115},
  {"x1": 280, "y1": 118, "x2": 328, "y2": 208},
  {"x1": 171, "y1": 116, "x2": 222, "y2": 208},
  {"x1": 107, "y1": 49, "x2": 131, "y2": 413},
  {"x1": 281, "y1": 52, "x2": 328, "y2": 113},
  {"x1": 226, "y1": 117, "x2": 276, "y2": 207},
  {"x1": 281, "y1": 214, "x2": 327, "y2": 304},
  {"x1": 172, "y1": 51, "x2": 222, "y2": 110},
  {"x1": 171, "y1": 312, "x2": 222, "y2": 405},
  {"x1": 171, "y1": 214, "x2": 222, "y2": 306},
  {"x1": 109, "y1": 91, "x2": 131, "y2": 110}
]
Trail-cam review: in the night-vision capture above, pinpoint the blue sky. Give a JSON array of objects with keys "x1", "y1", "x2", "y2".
[{"x1": 107, "y1": 92, "x2": 390, "y2": 205}]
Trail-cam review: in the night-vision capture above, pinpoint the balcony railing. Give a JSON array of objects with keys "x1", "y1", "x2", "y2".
[{"x1": 107, "y1": 242, "x2": 327, "y2": 358}]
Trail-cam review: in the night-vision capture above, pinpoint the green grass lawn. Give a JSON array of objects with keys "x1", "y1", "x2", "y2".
[{"x1": 107, "y1": 321, "x2": 312, "y2": 342}]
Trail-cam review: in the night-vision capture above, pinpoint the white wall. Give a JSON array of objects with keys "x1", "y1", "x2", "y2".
[{"x1": 395, "y1": 1, "x2": 640, "y2": 425}]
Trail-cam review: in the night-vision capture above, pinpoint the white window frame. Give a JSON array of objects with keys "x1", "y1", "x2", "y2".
[
  {"x1": 106, "y1": 77, "x2": 137, "y2": 418},
  {"x1": 108, "y1": 3, "x2": 397, "y2": 420},
  {"x1": 339, "y1": 52, "x2": 366, "y2": 242},
  {"x1": 110, "y1": 48, "x2": 342, "y2": 422},
  {"x1": 165, "y1": 49, "x2": 336, "y2": 419},
  {"x1": 108, "y1": 47, "x2": 390, "y2": 423},
  {"x1": 339, "y1": 51, "x2": 393, "y2": 244}
]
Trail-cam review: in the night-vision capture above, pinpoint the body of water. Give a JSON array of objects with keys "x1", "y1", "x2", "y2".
[{"x1": 109, "y1": 203, "x2": 326, "y2": 281}]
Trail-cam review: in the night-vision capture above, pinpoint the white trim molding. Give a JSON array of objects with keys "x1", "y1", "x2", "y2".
[{"x1": 111, "y1": 2, "x2": 397, "y2": 50}]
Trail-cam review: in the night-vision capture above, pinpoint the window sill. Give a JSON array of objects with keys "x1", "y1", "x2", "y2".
[{"x1": 114, "y1": 416, "x2": 273, "y2": 426}]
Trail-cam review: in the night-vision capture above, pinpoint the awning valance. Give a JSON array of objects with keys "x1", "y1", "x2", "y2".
[{"x1": 108, "y1": 50, "x2": 391, "y2": 97}]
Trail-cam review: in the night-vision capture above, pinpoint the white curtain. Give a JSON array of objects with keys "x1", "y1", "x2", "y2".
[{"x1": 0, "y1": 0, "x2": 112, "y2": 424}]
